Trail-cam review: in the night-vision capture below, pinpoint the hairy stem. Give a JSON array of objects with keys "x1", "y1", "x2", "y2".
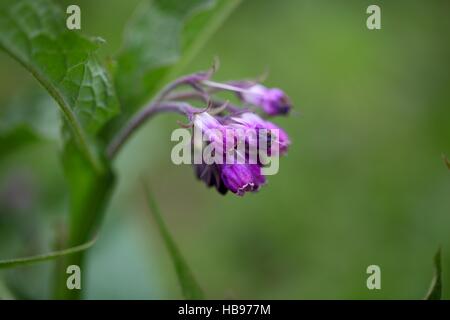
[{"x1": 107, "y1": 102, "x2": 198, "y2": 159}]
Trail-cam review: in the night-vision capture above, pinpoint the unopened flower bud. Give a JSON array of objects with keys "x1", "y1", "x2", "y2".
[{"x1": 239, "y1": 84, "x2": 291, "y2": 116}]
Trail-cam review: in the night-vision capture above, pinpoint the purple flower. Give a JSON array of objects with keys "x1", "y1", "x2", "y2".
[
  {"x1": 191, "y1": 112, "x2": 224, "y2": 144},
  {"x1": 190, "y1": 113, "x2": 269, "y2": 196},
  {"x1": 194, "y1": 163, "x2": 266, "y2": 196},
  {"x1": 228, "y1": 112, "x2": 290, "y2": 155},
  {"x1": 220, "y1": 164, "x2": 266, "y2": 196},
  {"x1": 191, "y1": 111, "x2": 289, "y2": 196},
  {"x1": 194, "y1": 163, "x2": 228, "y2": 195},
  {"x1": 239, "y1": 84, "x2": 292, "y2": 116},
  {"x1": 191, "y1": 112, "x2": 237, "y2": 162}
]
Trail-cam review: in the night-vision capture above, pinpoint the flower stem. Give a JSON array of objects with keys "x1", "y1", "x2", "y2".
[
  {"x1": 106, "y1": 72, "x2": 212, "y2": 160},
  {"x1": 107, "y1": 72, "x2": 253, "y2": 160},
  {"x1": 107, "y1": 102, "x2": 198, "y2": 159}
]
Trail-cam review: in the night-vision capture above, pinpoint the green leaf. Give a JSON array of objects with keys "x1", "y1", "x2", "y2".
[
  {"x1": 143, "y1": 183, "x2": 204, "y2": 299},
  {"x1": 425, "y1": 248, "x2": 442, "y2": 300},
  {"x1": 0, "y1": 0, "x2": 119, "y2": 168},
  {"x1": 0, "y1": 236, "x2": 97, "y2": 270},
  {"x1": 115, "y1": 0, "x2": 240, "y2": 116}
]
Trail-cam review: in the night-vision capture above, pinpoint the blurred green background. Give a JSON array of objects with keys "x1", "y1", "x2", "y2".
[{"x1": 0, "y1": 0, "x2": 449, "y2": 299}]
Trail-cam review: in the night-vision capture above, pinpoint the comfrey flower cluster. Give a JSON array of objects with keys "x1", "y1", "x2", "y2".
[
  {"x1": 107, "y1": 63, "x2": 293, "y2": 196},
  {"x1": 188, "y1": 110, "x2": 290, "y2": 196}
]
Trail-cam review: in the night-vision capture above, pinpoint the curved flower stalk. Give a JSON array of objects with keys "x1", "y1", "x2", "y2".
[{"x1": 108, "y1": 64, "x2": 294, "y2": 196}]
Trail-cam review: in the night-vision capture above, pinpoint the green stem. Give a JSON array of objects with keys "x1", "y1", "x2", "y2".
[
  {"x1": 0, "y1": 237, "x2": 97, "y2": 270},
  {"x1": 53, "y1": 181, "x2": 115, "y2": 299},
  {"x1": 53, "y1": 145, "x2": 115, "y2": 299}
]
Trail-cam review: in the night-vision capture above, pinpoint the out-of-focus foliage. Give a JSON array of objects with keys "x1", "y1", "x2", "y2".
[
  {"x1": 115, "y1": 0, "x2": 240, "y2": 115},
  {"x1": 144, "y1": 185, "x2": 204, "y2": 299}
]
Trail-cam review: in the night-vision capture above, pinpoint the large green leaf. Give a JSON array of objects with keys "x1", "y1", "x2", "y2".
[
  {"x1": 144, "y1": 184, "x2": 204, "y2": 299},
  {"x1": 0, "y1": 0, "x2": 119, "y2": 167},
  {"x1": 115, "y1": 0, "x2": 240, "y2": 116}
]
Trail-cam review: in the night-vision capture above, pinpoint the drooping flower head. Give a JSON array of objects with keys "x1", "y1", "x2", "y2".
[
  {"x1": 188, "y1": 111, "x2": 288, "y2": 196},
  {"x1": 108, "y1": 65, "x2": 292, "y2": 197},
  {"x1": 163, "y1": 69, "x2": 293, "y2": 196}
]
